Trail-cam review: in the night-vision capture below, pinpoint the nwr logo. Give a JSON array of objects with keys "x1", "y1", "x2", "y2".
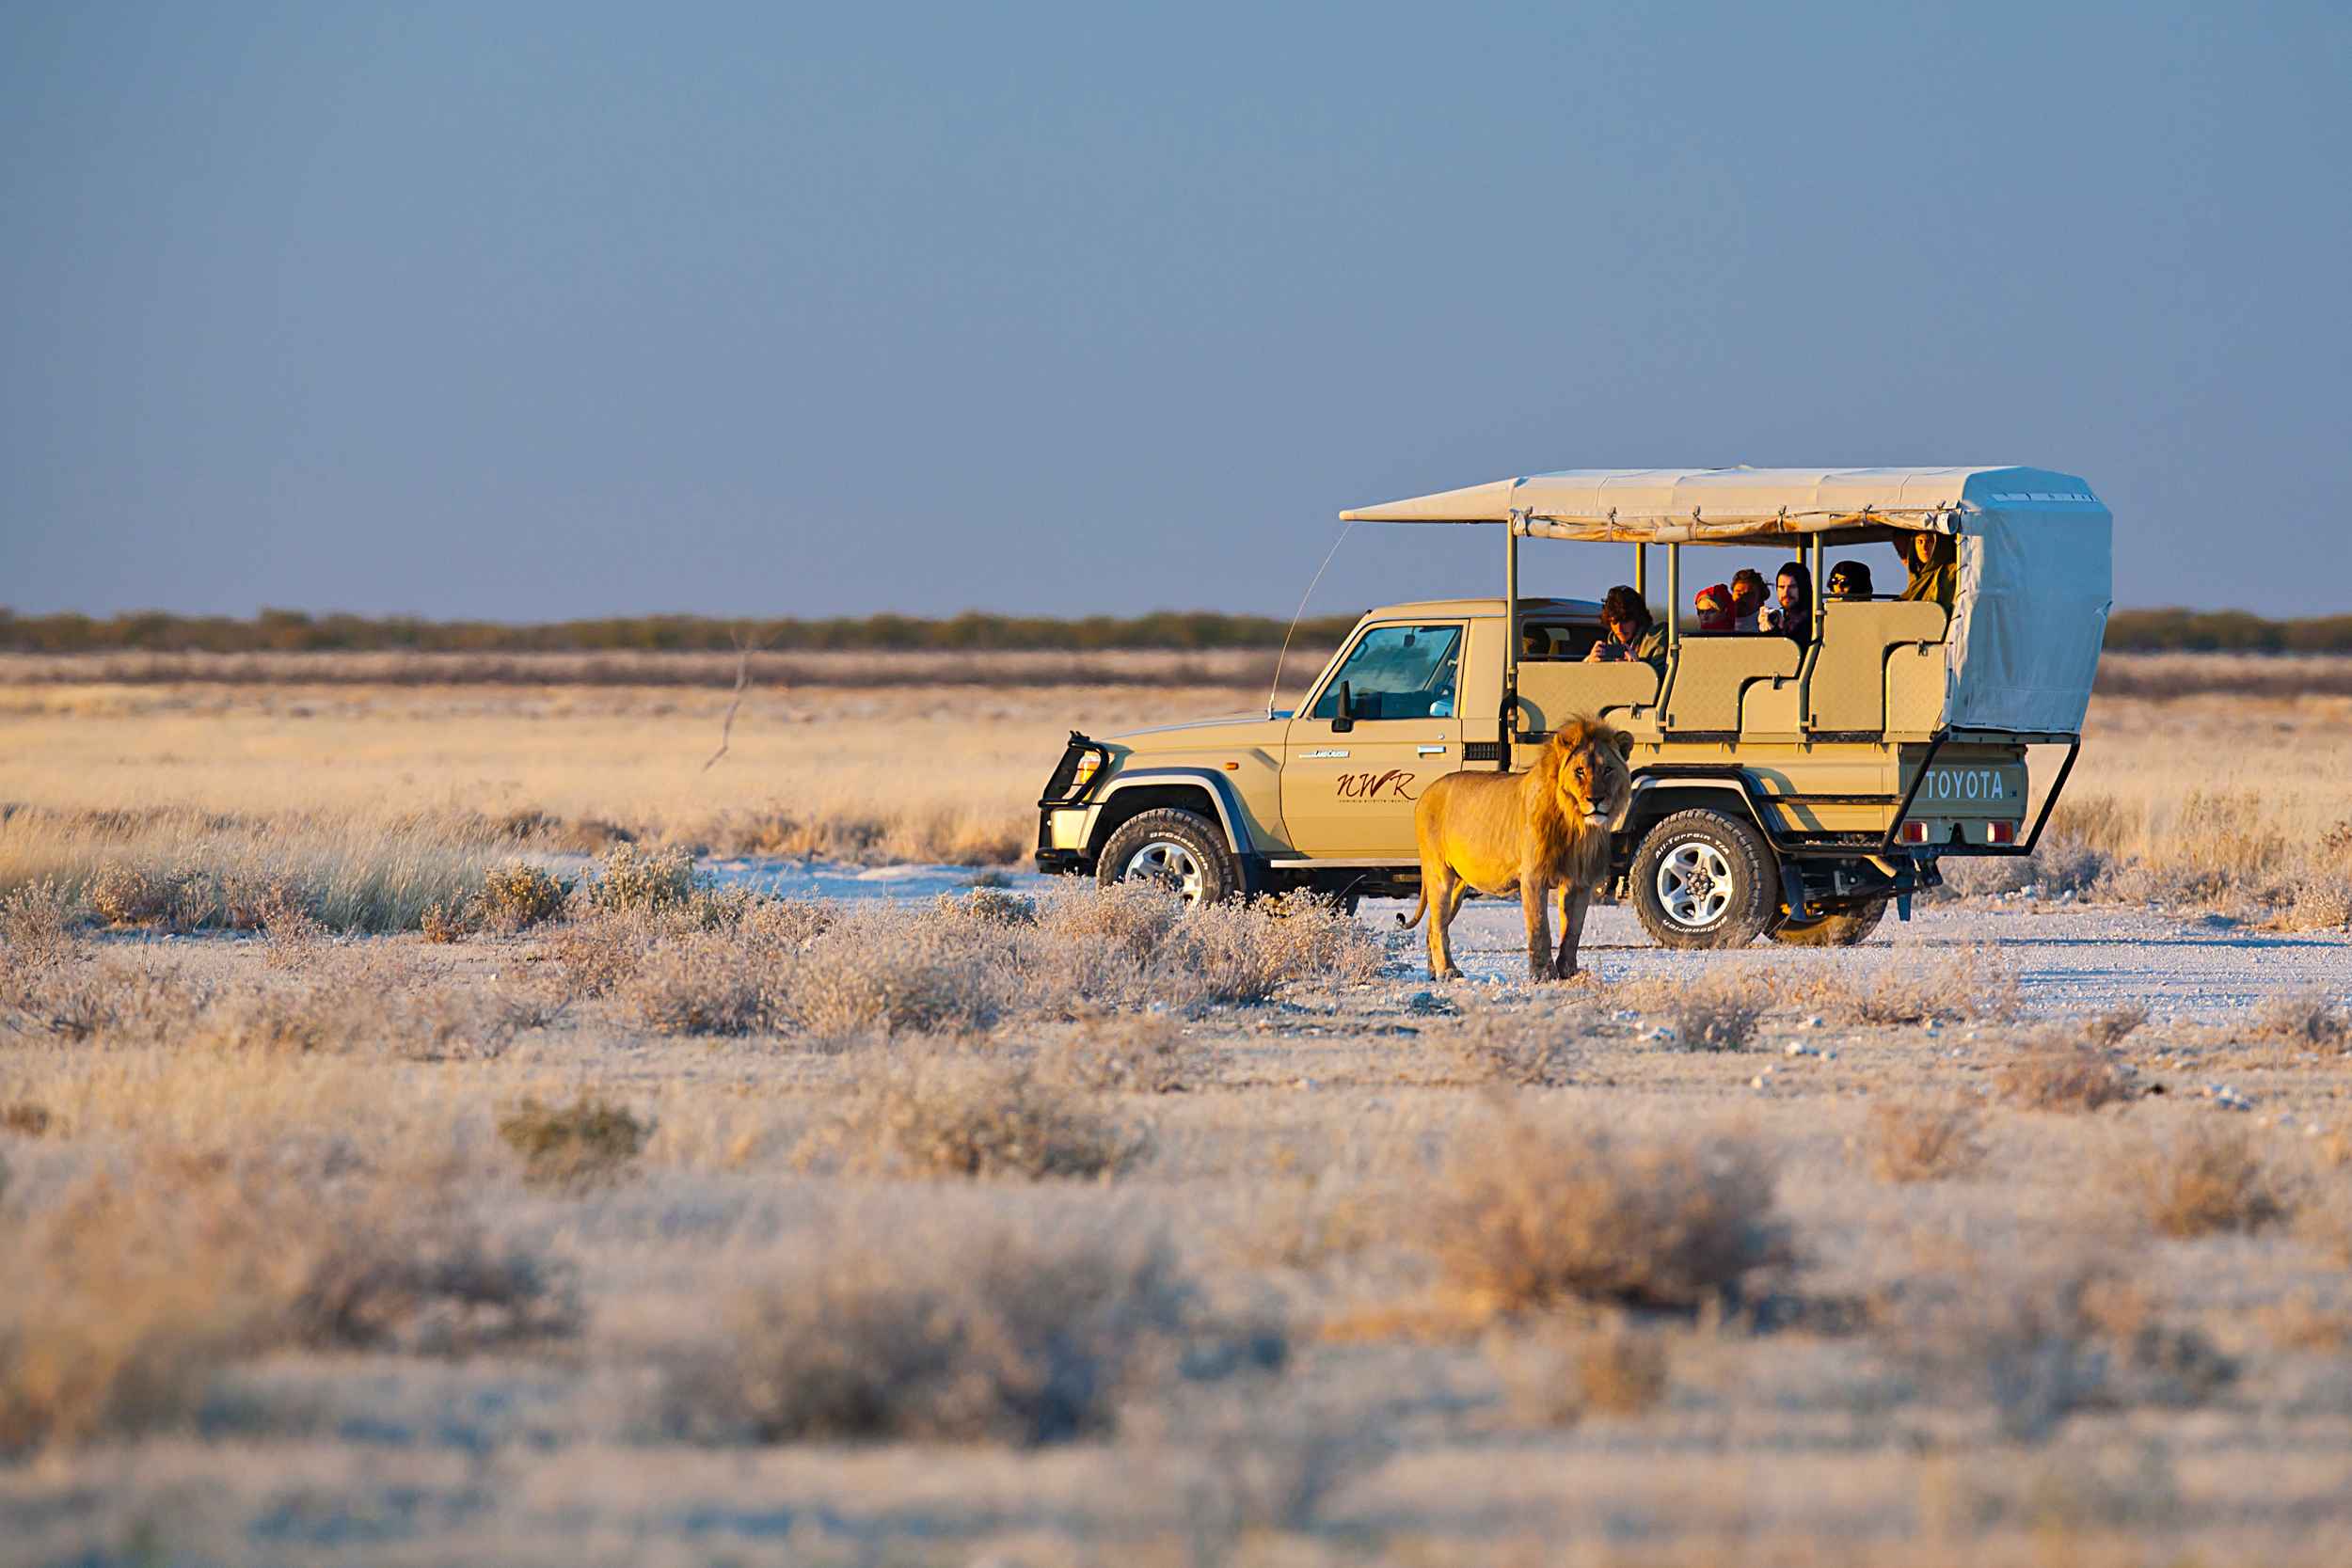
[{"x1": 1335, "y1": 769, "x2": 1417, "y2": 801}]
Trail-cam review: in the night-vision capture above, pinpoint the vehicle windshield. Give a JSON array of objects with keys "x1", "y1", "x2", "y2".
[{"x1": 1312, "y1": 624, "x2": 1462, "y2": 721}]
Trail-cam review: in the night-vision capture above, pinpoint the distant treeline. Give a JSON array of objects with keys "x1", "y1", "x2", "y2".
[
  {"x1": 0, "y1": 608, "x2": 1361, "y2": 655},
  {"x1": 5, "y1": 606, "x2": 2349, "y2": 655},
  {"x1": 2101, "y1": 609, "x2": 2352, "y2": 653}
]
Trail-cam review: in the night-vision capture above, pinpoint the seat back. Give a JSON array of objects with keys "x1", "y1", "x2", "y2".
[
  {"x1": 1662, "y1": 637, "x2": 1802, "y2": 734},
  {"x1": 1806, "y1": 600, "x2": 1950, "y2": 734},
  {"x1": 1516, "y1": 661, "x2": 1660, "y2": 736}
]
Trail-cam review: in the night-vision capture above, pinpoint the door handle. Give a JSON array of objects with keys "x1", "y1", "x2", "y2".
[{"x1": 1417, "y1": 745, "x2": 1447, "y2": 755}]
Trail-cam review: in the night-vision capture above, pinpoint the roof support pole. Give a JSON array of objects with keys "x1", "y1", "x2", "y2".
[
  {"x1": 1501, "y1": 511, "x2": 1522, "y2": 771},
  {"x1": 1634, "y1": 542, "x2": 1647, "y2": 602},
  {"x1": 1665, "y1": 543, "x2": 1681, "y2": 657},
  {"x1": 1808, "y1": 534, "x2": 1824, "y2": 643}
]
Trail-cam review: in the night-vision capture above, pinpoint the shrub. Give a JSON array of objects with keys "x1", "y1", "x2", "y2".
[
  {"x1": 1428, "y1": 1005, "x2": 1586, "y2": 1087},
  {"x1": 2114, "y1": 1123, "x2": 2294, "y2": 1238},
  {"x1": 1422, "y1": 1117, "x2": 1788, "y2": 1314},
  {"x1": 0, "y1": 879, "x2": 79, "y2": 970},
  {"x1": 2283, "y1": 879, "x2": 2352, "y2": 933},
  {"x1": 1862, "y1": 1097, "x2": 1987, "y2": 1182},
  {"x1": 496, "y1": 1094, "x2": 652, "y2": 1190},
  {"x1": 1, "y1": 1103, "x2": 51, "y2": 1138},
  {"x1": 0, "y1": 1146, "x2": 575, "y2": 1456},
  {"x1": 617, "y1": 933, "x2": 780, "y2": 1037},
  {"x1": 1791, "y1": 947, "x2": 2018, "y2": 1025},
  {"x1": 1487, "y1": 1317, "x2": 1670, "y2": 1427},
  {"x1": 1875, "y1": 1259, "x2": 2233, "y2": 1443},
  {"x1": 590, "y1": 843, "x2": 702, "y2": 912},
  {"x1": 798, "y1": 1054, "x2": 1139, "y2": 1180},
  {"x1": 477, "y1": 861, "x2": 569, "y2": 933},
  {"x1": 780, "y1": 921, "x2": 1001, "y2": 1040},
  {"x1": 1995, "y1": 1036, "x2": 2137, "y2": 1112},
  {"x1": 1669, "y1": 977, "x2": 1759, "y2": 1053},
  {"x1": 1047, "y1": 1014, "x2": 1199, "y2": 1093},
  {"x1": 675, "y1": 1219, "x2": 1185, "y2": 1445},
  {"x1": 2255, "y1": 988, "x2": 2349, "y2": 1049},
  {"x1": 85, "y1": 863, "x2": 179, "y2": 927}
]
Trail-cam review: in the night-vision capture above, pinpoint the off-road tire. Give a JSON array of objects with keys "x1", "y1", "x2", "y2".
[
  {"x1": 1095, "y1": 809, "x2": 1241, "y2": 906},
  {"x1": 1629, "y1": 809, "x2": 1776, "y2": 950},
  {"x1": 1768, "y1": 898, "x2": 1889, "y2": 947}
]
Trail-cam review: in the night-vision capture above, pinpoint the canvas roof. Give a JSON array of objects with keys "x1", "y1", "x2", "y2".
[{"x1": 1339, "y1": 466, "x2": 2103, "y2": 546}]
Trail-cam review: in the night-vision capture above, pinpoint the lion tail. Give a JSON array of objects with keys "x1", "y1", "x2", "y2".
[{"x1": 1396, "y1": 881, "x2": 1429, "y2": 930}]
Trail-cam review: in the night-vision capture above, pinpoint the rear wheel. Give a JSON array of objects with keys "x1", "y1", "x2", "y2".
[
  {"x1": 1629, "y1": 809, "x2": 1776, "y2": 950},
  {"x1": 1096, "y1": 809, "x2": 1241, "y2": 906},
  {"x1": 1769, "y1": 898, "x2": 1889, "y2": 947}
]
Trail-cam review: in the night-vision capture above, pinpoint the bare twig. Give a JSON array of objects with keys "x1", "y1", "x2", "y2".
[{"x1": 702, "y1": 626, "x2": 771, "y2": 772}]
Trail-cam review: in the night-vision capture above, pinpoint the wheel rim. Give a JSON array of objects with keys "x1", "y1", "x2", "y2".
[
  {"x1": 1122, "y1": 840, "x2": 1205, "y2": 902},
  {"x1": 1657, "y1": 842, "x2": 1735, "y2": 928}
]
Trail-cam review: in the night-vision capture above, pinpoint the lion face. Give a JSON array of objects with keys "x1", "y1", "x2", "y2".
[{"x1": 1552, "y1": 724, "x2": 1632, "y2": 831}]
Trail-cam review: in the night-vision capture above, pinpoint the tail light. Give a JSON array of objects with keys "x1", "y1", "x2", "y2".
[
  {"x1": 1899, "y1": 820, "x2": 1929, "y2": 845},
  {"x1": 1988, "y1": 819, "x2": 2016, "y2": 845}
]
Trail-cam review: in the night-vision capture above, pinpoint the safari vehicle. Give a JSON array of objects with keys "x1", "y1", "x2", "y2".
[{"x1": 1036, "y1": 467, "x2": 2110, "y2": 949}]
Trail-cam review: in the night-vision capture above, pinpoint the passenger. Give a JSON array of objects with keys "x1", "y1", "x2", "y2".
[
  {"x1": 1898, "y1": 532, "x2": 1959, "y2": 606},
  {"x1": 1728, "y1": 568, "x2": 1769, "y2": 632},
  {"x1": 1694, "y1": 583, "x2": 1735, "y2": 634},
  {"x1": 1826, "y1": 560, "x2": 1875, "y2": 601},
  {"x1": 1582, "y1": 584, "x2": 1666, "y2": 673},
  {"x1": 1763, "y1": 561, "x2": 1814, "y2": 648}
]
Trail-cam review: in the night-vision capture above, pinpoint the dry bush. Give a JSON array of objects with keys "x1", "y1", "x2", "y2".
[
  {"x1": 2254, "y1": 987, "x2": 2349, "y2": 1049},
  {"x1": 0, "y1": 1145, "x2": 575, "y2": 1456},
  {"x1": 780, "y1": 919, "x2": 1002, "y2": 1040},
  {"x1": 1046, "y1": 1013, "x2": 1200, "y2": 1093},
  {"x1": 1, "y1": 1103, "x2": 51, "y2": 1138},
  {"x1": 1486, "y1": 1316, "x2": 1670, "y2": 1427},
  {"x1": 2084, "y1": 1003, "x2": 2150, "y2": 1046},
  {"x1": 2254, "y1": 1291, "x2": 2352, "y2": 1353},
  {"x1": 616, "y1": 932, "x2": 782, "y2": 1036},
  {"x1": 1156, "y1": 893, "x2": 1385, "y2": 1006},
  {"x1": 589, "y1": 843, "x2": 702, "y2": 912},
  {"x1": 673, "y1": 1217, "x2": 1186, "y2": 1445},
  {"x1": 497, "y1": 1094, "x2": 651, "y2": 1190},
  {"x1": 1669, "y1": 974, "x2": 1760, "y2": 1053},
  {"x1": 798, "y1": 1053, "x2": 1140, "y2": 1180},
  {"x1": 189, "y1": 981, "x2": 524, "y2": 1062},
  {"x1": 0, "y1": 879, "x2": 80, "y2": 971},
  {"x1": 1425, "y1": 1004, "x2": 1588, "y2": 1086},
  {"x1": 1422, "y1": 1116, "x2": 1788, "y2": 1315},
  {"x1": 1789, "y1": 947, "x2": 2018, "y2": 1025},
  {"x1": 2282, "y1": 878, "x2": 2352, "y2": 932},
  {"x1": 85, "y1": 863, "x2": 180, "y2": 927},
  {"x1": 1995, "y1": 1034, "x2": 2138, "y2": 1112},
  {"x1": 3, "y1": 957, "x2": 207, "y2": 1044},
  {"x1": 1861, "y1": 1097, "x2": 1987, "y2": 1183},
  {"x1": 1033, "y1": 879, "x2": 1184, "y2": 960},
  {"x1": 2112, "y1": 1122, "x2": 2295, "y2": 1238},
  {"x1": 477, "y1": 861, "x2": 569, "y2": 932},
  {"x1": 1876, "y1": 1259, "x2": 2233, "y2": 1442}
]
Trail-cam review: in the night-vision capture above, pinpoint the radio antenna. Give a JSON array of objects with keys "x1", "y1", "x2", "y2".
[{"x1": 1266, "y1": 520, "x2": 1355, "y2": 719}]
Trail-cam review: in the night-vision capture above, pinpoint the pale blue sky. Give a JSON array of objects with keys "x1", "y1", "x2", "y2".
[{"x1": 3, "y1": 2, "x2": 2345, "y2": 620}]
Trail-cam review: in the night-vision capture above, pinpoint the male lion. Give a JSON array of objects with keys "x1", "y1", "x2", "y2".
[{"x1": 1399, "y1": 718, "x2": 1633, "y2": 982}]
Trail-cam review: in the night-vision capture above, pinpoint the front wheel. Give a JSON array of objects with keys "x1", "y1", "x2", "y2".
[
  {"x1": 1769, "y1": 898, "x2": 1889, "y2": 947},
  {"x1": 1629, "y1": 809, "x2": 1776, "y2": 950},
  {"x1": 1095, "y1": 809, "x2": 1241, "y2": 906}
]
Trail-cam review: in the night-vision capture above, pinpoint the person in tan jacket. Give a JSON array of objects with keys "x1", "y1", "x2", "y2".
[{"x1": 1898, "y1": 532, "x2": 1959, "y2": 607}]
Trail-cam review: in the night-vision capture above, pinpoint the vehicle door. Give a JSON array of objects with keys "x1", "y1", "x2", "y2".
[{"x1": 1280, "y1": 622, "x2": 1465, "y2": 859}]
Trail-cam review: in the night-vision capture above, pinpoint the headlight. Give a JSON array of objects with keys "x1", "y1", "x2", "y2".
[{"x1": 1072, "y1": 752, "x2": 1102, "y2": 791}]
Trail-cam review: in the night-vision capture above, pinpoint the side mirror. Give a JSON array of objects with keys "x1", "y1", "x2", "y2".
[{"x1": 1331, "y1": 681, "x2": 1355, "y2": 733}]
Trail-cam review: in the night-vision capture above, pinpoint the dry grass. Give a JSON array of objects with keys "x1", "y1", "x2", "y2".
[
  {"x1": 0, "y1": 1143, "x2": 574, "y2": 1457},
  {"x1": 670, "y1": 1216, "x2": 1188, "y2": 1445},
  {"x1": 1995, "y1": 1035, "x2": 2139, "y2": 1112},
  {"x1": 797, "y1": 1053, "x2": 1140, "y2": 1180},
  {"x1": 1860, "y1": 1097, "x2": 1988, "y2": 1183},
  {"x1": 1486, "y1": 1316, "x2": 1672, "y2": 1426},
  {"x1": 496, "y1": 1094, "x2": 652, "y2": 1190},
  {"x1": 2112, "y1": 1122, "x2": 2296, "y2": 1237},
  {"x1": 1668, "y1": 974, "x2": 1760, "y2": 1052},
  {"x1": 1045, "y1": 1013, "x2": 1200, "y2": 1094},
  {"x1": 1423, "y1": 1002, "x2": 1588, "y2": 1086},
  {"x1": 1422, "y1": 1116, "x2": 1788, "y2": 1316},
  {"x1": 2253, "y1": 987, "x2": 2349, "y2": 1049},
  {"x1": 1875, "y1": 1258, "x2": 2234, "y2": 1442}
]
